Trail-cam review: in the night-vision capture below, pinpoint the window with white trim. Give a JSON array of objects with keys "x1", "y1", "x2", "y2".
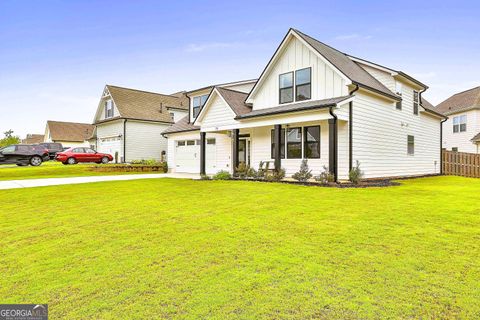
[
  {"x1": 407, "y1": 135, "x2": 414, "y2": 155},
  {"x1": 105, "y1": 100, "x2": 114, "y2": 118},
  {"x1": 453, "y1": 115, "x2": 467, "y2": 133}
]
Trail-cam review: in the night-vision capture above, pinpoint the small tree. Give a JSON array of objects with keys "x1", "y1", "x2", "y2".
[
  {"x1": 292, "y1": 159, "x2": 313, "y2": 182},
  {"x1": 349, "y1": 160, "x2": 363, "y2": 184},
  {"x1": 265, "y1": 168, "x2": 285, "y2": 182},
  {"x1": 0, "y1": 130, "x2": 20, "y2": 147},
  {"x1": 315, "y1": 165, "x2": 335, "y2": 185}
]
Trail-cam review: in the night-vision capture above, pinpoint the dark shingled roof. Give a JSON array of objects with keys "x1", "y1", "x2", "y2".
[
  {"x1": 215, "y1": 87, "x2": 251, "y2": 116},
  {"x1": 162, "y1": 116, "x2": 199, "y2": 135},
  {"x1": 435, "y1": 86, "x2": 480, "y2": 115},
  {"x1": 293, "y1": 29, "x2": 399, "y2": 100},
  {"x1": 471, "y1": 132, "x2": 480, "y2": 142},
  {"x1": 47, "y1": 121, "x2": 94, "y2": 142},
  {"x1": 236, "y1": 96, "x2": 352, "y2": 120}
]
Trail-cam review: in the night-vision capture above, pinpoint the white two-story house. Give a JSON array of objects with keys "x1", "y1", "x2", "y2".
[
  {"x1": 436, "y1": 86, "x2": 480, "y2": 153},
  {"x1": 163, "y1": 28, "x2": 445, "y2": 180},
  {"x1": 92, "y1": 85, "x2": 188, "y2": 162}
]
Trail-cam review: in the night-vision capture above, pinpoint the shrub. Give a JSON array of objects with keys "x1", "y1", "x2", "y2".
[
  {"x1": 256, "y1": 161, "x2": 266, "y2": 179},
  {"x1": 292, "y1": 159, "x2": 313, "y2": 182},
  {"x1": 247, "y1": 167, "x2": 257, "y2": 178},
  {"x1": 315, "y1": 165, "x2": 335, "y2": 185},
  {"x1": 200, "y1": 174, "x2": 211, "y2": 180},
  {"x1": 212, "y1": 170, "x2": 231, "y2": 180},
  {"x1": 235, "y1": 162, "x2": 249, "y2": 179},
  {"x1": 349, "y1": 160, "x2": 363, "y2": 184},
  {"x1": 265, "y1": 168, "x2": 285, "y2": 182}
]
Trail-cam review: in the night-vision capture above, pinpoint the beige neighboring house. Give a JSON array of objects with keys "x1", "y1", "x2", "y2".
[
  {"x1": 436, "y1": 86, "x2": 480, "y2": 153},
  {"x1": 163, "y1": 28, "x2": 445, "y2": 179},
  {"x1": 92, "y1": 85, "x2": 189, "y2": 162},
  {"x1": 44, "y1": 120, "x2": 94, "y2": 148},
  {"x1": 21, "y1": 134, "x2": 45, "y2": 144}
]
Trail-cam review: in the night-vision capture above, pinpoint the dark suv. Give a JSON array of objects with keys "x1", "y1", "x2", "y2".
[
  {"x1": 0, "y1": 144, "x2": 50, "y2": 166},
  {"x1": 38, "y1": 142, "x2": 64, "y2": 160}
]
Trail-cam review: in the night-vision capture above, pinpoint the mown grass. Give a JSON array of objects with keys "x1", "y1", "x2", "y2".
[
  {"x1": 0, "y1": 161, "x2": 147, "y2": 181},
  {"x1": 0, "y1": 176, "x2": 479, "y2": 319}
]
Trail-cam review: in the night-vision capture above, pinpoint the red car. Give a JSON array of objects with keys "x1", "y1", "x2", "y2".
[{"x1": 56, "y1": 147, "x2": 113, "y2": 165}]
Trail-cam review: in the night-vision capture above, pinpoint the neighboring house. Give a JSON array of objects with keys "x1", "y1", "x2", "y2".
[
  {"x1": 21, "y1": 134, "x2": 45, "y2": 144},
  {"x1": 92, "y1": 85, "x2": 189, "y2": 162},
  {"x1": 44, "y1": 120, "x2": 94, "y2": 148},
  {"x1": 163, "y1": 28, "x2": 445, "y2": 180},
  {"x1": 436, "y1": 86, "x2": 480, "y2": 153}
]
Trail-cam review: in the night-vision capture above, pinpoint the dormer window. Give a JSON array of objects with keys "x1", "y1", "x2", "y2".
[
  {"x1": 105, "y1": 100, "x2": 114, "y2": 118},
  {"x1": 295, "y1": 68, "x2": 311, "y2": 101},
  {"x1": 193, "y1": 94, "x2": 208, "y2": 118}
]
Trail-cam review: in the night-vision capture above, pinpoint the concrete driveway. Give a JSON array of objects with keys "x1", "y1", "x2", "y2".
[{"x1": 0, "y1": 173, "x2": 200, "y2": 190}]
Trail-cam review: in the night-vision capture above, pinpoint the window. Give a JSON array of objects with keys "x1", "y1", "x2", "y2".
[
  {"x1": 413, "y1": 90, "x2": 419, "y2": 115},
  {"x1": 186, "y1": 140, "x2": 195, "y2": 146},
  {"x1": 396, "y1": 101, "x2": 402, "y2": 110},
  {"x1": 287, "y1": 127, "x2": 302, "y2": 158},
  {"x1": 1, "y1": 146, "x2": 15, "y2": 154},
  {"x1": 169, "y1": 112, "x2": 175, "y2": 121},
  {"x1": 105, "y1": 100, "x2": 114, "y2": 118},
  {"x1": 207, "y1": 138, "x2": 216, "y2": 145},
  {"x1": 304, "y1": 126, "x2": 320, "y2": 158},
  {"x1": 192, "y1": 94, "x2": 209, "y2": 118},
  {"x1": 407, "y1": 135, "x2": 414, "y2": 155},
  {"x1": 452, "y1": 147, "x2": 458, "y2": 152},
  {"x1": 279, "y1": 72, "x2": 294, "y2": 104},
  {"x1": 85, "y1": 148, "x2": 96, "y2": 154},
  {"x1": 177, "y1": 141, "x2": 185, "y2": 146},
  {"x1": 453, "y1": 115, "x2": 467, "y2": 133},
  {"x1": 295, "y1": 68, "x2": 311, "y2": 101},
  {"x1": 270, "y1": 129, "x2": 285, "y2": 159},
  {"x1": 396, "y1": 81, "x2": 403, "y2": 95},
  {"x1": 73, "y1": 148, "x2": 85, "y2": 153}
]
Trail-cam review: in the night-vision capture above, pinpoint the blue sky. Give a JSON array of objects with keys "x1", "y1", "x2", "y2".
[{"x1": 1, "y1": 0, "x2": 479, "y2": 137}]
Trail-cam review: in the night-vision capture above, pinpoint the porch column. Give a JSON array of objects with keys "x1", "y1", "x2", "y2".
[
  {"x1": 274, "y1": 124, "x2": 282, "y2": 171},
  {"x1": 328, "y1": 118, "x2": 338, "y2": 181},
  {"x1": 232, "y1": 129, "x2": 240, "y2": 172},
  {"x1": 200, "y1": 131, "x2": 206, "y2": 175}
]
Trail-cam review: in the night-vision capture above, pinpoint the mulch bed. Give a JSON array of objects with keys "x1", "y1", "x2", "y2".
[
  {"x1": 90, "y1": 165, "x2": 167, "y2": 173},
  {"x1": 227, "y1": 177, "x2": 400, "y2": 188}
]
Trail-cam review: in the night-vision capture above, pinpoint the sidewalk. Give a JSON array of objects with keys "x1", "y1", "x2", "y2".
[{"x1": 0, "y1": 173, "x2": 200, "y2": 190}]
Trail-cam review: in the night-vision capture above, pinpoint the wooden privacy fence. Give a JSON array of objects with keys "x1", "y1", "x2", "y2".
[{"x1": 443, "y1": 150, "x2": 480, "y2": 178}]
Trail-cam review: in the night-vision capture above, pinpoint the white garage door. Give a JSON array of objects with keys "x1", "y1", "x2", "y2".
[
  {"x1": 175, "y1": 138, "x2": 216, "y2": 173},
  {"x1": 98, "y1": 137, "x2": 122, "y2": 161}
]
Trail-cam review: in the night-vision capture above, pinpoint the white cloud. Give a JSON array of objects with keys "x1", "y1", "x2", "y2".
[{"x1": 335, "y1": 34, "x2": 372, "y2": 41}]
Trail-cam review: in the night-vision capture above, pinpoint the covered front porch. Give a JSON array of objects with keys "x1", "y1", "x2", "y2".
[{"x1": 199, "y1": 110, "x2": 350, "y2": 181}]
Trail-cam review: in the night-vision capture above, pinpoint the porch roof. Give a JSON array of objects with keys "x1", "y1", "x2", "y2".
[
  {"x1": 235, "y1": 96, "x2": 352, "y2": 120},
  {"x1": 162, "y1": 116, "x2": 199, "y2": 135}
]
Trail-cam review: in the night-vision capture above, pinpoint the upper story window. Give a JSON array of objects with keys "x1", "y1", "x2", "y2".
[
  {"x1": 192, "y1": 94, "x2": 208, "y2": 118},
  {"x1": 279, "y1": 68, "x2": 312, "y2": 104},
  {"x1": 413, "y1": 90, "x2": 419, "y2": 115},
  {"x1": 295, "y1": 68, "x2": 311, "y2": 101},
  {"x1": 105, "y1": 100, "x2": 114, "y2": 118},
  {"x1": 279, "y1": 72, "x2": 294, "y2": 104},
  {"x1": 453, "y1": 115, "x2": 467, "y2": 133}
]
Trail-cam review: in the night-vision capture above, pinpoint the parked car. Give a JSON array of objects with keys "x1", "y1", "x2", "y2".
[
  {"x1": 0, "y1": 144, "x2": 50, "y2": 166},
  {"x1": 37, "y1": 142, "x2": 64, "y2": 160},
  {"x1": 55, "y1": 147, "x2": 113, "y2": 165}
]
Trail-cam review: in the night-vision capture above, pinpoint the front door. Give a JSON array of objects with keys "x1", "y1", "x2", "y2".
[{"x1": 238, "y1": 139, "x2": 250, "y2": 166}]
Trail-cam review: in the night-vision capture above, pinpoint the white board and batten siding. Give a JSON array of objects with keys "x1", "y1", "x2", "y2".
[
  {"x1": 351, "y1": 90, "x2": 441, "y2": 178},
  {"x1": 442, "y1": 109, "x2": 480, "y2": 153},
  {"x1": 249, "y1": 36, "x2": 349, "y2": 110},
  {"x1": 125, "y1": 120, "x2": 170, "y2": 162}
]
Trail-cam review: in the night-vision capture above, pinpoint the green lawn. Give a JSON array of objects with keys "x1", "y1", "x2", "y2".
[
  {"x1": 0, "y1": 161, "x2": 148, "y2": 181},
  {"x1": 1, "y1": 176, "x2": 479, "y2": 319}
]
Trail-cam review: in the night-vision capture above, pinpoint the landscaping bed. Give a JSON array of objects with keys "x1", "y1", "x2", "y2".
[{"x1": 90, "y1": 164, "x2": 167, "y2": 172}]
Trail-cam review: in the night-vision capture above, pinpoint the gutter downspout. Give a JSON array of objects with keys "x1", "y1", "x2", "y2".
[
  {"x1": 440, "y1": 117, "x2": 448, "y2": 174},
  {"x1": 348, "y1": 84, "x2": 359, "y2": 172},
  {"x1": 123, "y1": 119, "x2": 127, "y2": 163},
  {"x1": 329, "y1": 106, "x2": 338, "y2": 182}
]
